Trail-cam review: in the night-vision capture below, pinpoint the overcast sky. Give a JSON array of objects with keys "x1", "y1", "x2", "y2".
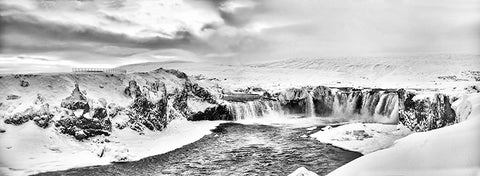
[{"x1": 0, "y1": 0, "x2": 479, "y2": 73}]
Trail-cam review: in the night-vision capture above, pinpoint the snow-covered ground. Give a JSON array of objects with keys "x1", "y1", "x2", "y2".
[
  {"x1": 310, "y1": 123, "x2": 412, "y2": 154},
  {"x1": 323, "y1": 93, "x2": 480, "y2": 176},
  {"x1": 118, "y1": 54, "x2": 480, "y2": 92},
  {"x1": 0, "y1": 118, "x2": 223, "y2": 176}
]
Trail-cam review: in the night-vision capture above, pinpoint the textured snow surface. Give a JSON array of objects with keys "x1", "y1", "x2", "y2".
[
  {"x1": 118, "y1": 54, "x2": 480, "y2": 92},
  {"x1": 310, "y1": 123, "x2": 412, "y2": 154},
  {"x1": 0, "y1": 119, "x2": 223, "y2": 176},
  {"x1": 327, "y1": 93, "x2": 480, "y2": 176}
]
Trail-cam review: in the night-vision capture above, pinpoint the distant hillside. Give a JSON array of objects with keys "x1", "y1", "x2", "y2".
[{"x1": 116, "y1": 61, "x2": 192, "y2": 73}]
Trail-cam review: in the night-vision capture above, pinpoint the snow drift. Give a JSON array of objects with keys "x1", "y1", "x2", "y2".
[{"x1": 326, "y1": 93, "x2": 480, "y2": 176}]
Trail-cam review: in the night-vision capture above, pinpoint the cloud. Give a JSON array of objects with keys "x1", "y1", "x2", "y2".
[{"x1": 0, "y1": 0, "x2": 479, "y2": 73}]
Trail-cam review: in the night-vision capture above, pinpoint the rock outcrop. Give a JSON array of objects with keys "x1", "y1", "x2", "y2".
[
  {"x1": 398, "y1": 92, "x2": 456, "y2": 132},
  {"x1": 186, "y1": 82, "x2": 217, "y2": 104},
  {"x1": 124, "y1": 80, "x2": 142, "y2": 98},
  {"x1": 163, "y1": 69, "x2": 188, "y2": 79},
  {"x1": 125, "y1": 80, "x2": 169, "y2": 133},
  {"x1": 6, "y1": 94, "x2": 21, "y2": 100},
  {"x1": 0, "y1": 69, "x2": 227, "y2": 141},
  {"x1": 56, "y1": 84, "x2": 112, "y2": 140},
  {"x1": 278, "y1": 88, "x2": 309, "y2": 114},
  {"x1": 61, "y1": 84, "x2": 90, "y2": 113},
  {"x1": 189, "y1": 105, "x2": 233, "y2": 121},
  {"x1": 20, "y1": 79, "x2": 30, "y2": 87},
  {"x1": 4, "y1": 94, "x2": 53, "y2": 128}
]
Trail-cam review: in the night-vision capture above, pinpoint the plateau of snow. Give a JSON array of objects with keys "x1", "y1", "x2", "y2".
[
  {"x1": 118, "y1": 54, "x2": 480, "y2": 92},
  {"x1": 325, "y1": 93, "x2": 480, "y2": 176}
]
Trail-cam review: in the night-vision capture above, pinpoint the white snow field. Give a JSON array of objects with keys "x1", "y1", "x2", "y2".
[
  {"x1": 118, "y1": 54, "x2": 480, "y2": 92},
  {"x1": 310, "y1": 123, "x2": 412, "y2": 155},
  {"x1": 0, "y1": 119, "x2": 223, "y2": 176},
  {"x1": 324, "y1": 93, "x2": 480, "y2": 176}
]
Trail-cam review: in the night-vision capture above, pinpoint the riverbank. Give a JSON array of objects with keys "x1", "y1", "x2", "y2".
[
  {"x1": 0, "y1": 119, "x2": 223, "y2": 176},
  {"x1": 35, "y1": 122, "x2": 362, "y2": 176}
]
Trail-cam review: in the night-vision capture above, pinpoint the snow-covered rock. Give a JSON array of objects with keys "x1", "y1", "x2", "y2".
[
  {"x1": 398, "y1": 91, "x2": 456, "y2": 132},
  {"x1": 288, "y1": 167, "x2": 319, "y2": 176}
]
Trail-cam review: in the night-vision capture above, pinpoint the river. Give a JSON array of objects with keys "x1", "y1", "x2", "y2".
[{"x1": 36, "y1": 122, "x2": 361, "y2": 176}]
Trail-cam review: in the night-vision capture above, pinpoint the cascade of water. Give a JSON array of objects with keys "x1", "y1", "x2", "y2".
[
  {"x1": 305, "y1": 92, "x2": 315, "y2": 117},
  {"x1": 372, "y1": 93, "x2": 399, "y2": 123},
  {"x1": 361, "y1": 91, "x2": 381, "y2": 116},
  {"x1": 332, "y1": 92, "x2": 348, "y2": 116},
  {"x1": 226, "y1": 100, "x2": 284, "y2": 120},
  {"x1": 309, "y1": 88, "x2": 399, "y2": 123}
]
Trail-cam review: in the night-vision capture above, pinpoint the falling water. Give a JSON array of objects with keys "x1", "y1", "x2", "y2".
[
  {"x1": 307, "y1": 87, "x2": 400, "y2": 123},
  {"x1": 305, "y1": 92, "x2": 315, "y2": 117},
  {"x1": 330, "y1": 90, "x2": 399, "y2": 123},
  {"x1": 226, "y1": 100, "x2": 283, "y2": 120},
  {"x1": 226, "y1": 87, "x2": 401, "y2": 123}
]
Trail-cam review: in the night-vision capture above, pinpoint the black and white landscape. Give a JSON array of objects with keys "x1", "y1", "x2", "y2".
[{"x1": 0, "y1": 0, "x2": 479, "y2": 176}]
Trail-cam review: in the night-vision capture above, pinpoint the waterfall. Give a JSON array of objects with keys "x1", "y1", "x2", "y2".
[
  {"x1": 226, "y1": 100, "x2": 283, "y2": 120},
  {"x1": 331, "y1": 90, "x2": 399, "y2": 123},
  {"x1": 306, "y1": 86, "x2": 400, "y2": 123},
  {"x1": 305, "y1": 92, "x2": 315, "y2": 117},
  {"x1": 225, "y1": 86, "x2": 401, "y2": 123}
]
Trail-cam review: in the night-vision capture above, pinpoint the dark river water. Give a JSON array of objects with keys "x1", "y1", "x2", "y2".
[{"x1": 36, "y1": 122, "x2": 362, "y2": 176}]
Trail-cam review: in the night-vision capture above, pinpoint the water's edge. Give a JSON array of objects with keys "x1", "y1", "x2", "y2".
[{"x1": 35, "y1": 123, "x2": 362, "y2": 176}]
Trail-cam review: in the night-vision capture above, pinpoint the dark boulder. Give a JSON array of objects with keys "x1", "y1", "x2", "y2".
[
  {"x1": 6, "y1": 95, "x2": 21, "y2": 100},
  {"x1": 55, "y1": 116, "x2": 111, "y2": 141},
  {"x1": 189, "y1": 105, "x2": 234, "y2": 121},
  {"x1": 33, "y1": 114, "x2": 54, "y2": 128},
  {"x1": 4, "y1": 113, "x2": 31, "y2": 125},
  {"x1": 4, "y1": 103, "x2": 52, "y2": 128},
  {"x1": 124, "y1": 80, "x2": 142, "y2": 98},
  {"x1": 93, "y1": 107, "x2": 108, "y2": 119},
  {"x1": 20, "y1": 79, "x2": 29, "y2": 87}
]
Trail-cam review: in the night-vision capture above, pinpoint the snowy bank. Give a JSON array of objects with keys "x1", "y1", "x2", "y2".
[
  {"x1": 327, "y1": 93, "x2": 480, "y2": 176},
  {"x1": 0, "y1": 119, "x2": 222, "y2": 176},
  {"x1": 310, "y1": 123, "x2": 412, "y2": 154},
  {"x1": 288, "y1": 167, "x2": 319, "y2": 176}
]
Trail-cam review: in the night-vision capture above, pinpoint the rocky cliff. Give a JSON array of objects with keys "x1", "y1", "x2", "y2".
[{"x1": 0, "y1": 68, "x2": 223, "y2": 140}]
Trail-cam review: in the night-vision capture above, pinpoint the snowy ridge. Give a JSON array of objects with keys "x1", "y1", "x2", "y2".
[
  {"x1": 118, "y1": 54, "x2": 480, "y2": 91},
  {"x1": 324, "y1": 93, "x2": 480, "y2": 176}
]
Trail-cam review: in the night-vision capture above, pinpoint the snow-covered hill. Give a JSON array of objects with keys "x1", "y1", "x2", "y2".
[{"x1": 118, "y1": 54, "x2": 480, "y2": 92}]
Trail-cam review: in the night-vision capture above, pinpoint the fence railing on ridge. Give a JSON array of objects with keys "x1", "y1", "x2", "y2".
[{"x1": 72, "y1": 68, "x2": 127, "y2": 74}]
